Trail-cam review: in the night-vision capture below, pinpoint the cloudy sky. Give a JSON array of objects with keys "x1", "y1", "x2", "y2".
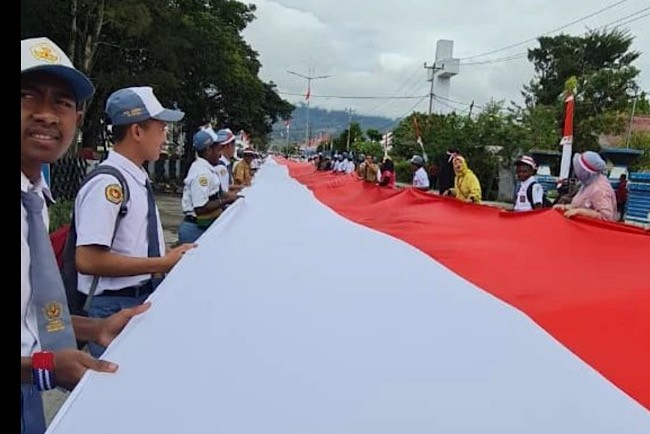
[{"x1": 242, "y1": 0, "x2": 650, "y2": 121}]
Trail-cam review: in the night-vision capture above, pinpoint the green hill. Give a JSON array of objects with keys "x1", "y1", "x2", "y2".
[{"x1": 271, "y1": 104, "x2": 395, "y2": 144}]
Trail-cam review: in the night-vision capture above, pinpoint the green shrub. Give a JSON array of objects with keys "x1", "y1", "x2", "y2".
[
  {"x1": 48, "y1": 200, "x2": 74, "y2": 233},
  {"x1": 394, "y1": 160, "x2": 412, "y2": 184}
]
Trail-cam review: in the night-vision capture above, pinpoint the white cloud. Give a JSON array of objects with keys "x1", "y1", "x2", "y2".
[{"x1": 243, "y1": 0, "x2": 650, "y2": 121}]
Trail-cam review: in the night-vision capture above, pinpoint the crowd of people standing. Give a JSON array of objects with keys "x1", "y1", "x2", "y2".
[{"x1": 310, "y1": 147, "x2": 627, "y2": 223}]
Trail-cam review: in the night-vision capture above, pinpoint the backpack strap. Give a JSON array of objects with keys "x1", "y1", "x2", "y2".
[
  {"x1": 526, "y1": 182, "x2": 535, "y2": 206},
  {"x1": 71, "y1": 165, "x2": 130, "y2": 312},
  {"x1": 526, "y1": 181, "x2": 548, "y2": 208}
]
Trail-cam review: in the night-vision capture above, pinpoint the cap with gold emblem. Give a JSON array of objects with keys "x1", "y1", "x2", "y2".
[{"x1": 21, "y1": 37, "x2": 95, "y2": 102}]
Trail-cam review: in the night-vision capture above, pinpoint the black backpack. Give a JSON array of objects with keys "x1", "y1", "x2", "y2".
[
  {"x1": 61, "y1": 165, "x2": 130, "y2": 317},
  {"x1": 526, "y1": 182, "x2": 552, "y2": 208}
]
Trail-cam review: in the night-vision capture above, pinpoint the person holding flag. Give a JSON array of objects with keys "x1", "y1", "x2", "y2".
[
  {"x1": 21, "y1": 37, "x2": 151, "y2": 434},
  {"x1": 553, "y1": 151, "x2": 616, "y2": 221}
]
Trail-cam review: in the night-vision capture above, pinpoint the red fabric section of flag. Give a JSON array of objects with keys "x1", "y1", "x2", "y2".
[
  {"x1": 563, "y1": 94, "x2": 574, "y2": 138},
  {"x1": 284, "y1": 160, "x2": 650, "y2": 410}
]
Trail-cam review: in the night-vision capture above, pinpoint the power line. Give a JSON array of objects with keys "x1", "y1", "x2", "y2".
[
  {"x1": 378, "y1": 96, "x2": 428, "y2": 132},
  {"x1": 621, "y1": 9, "x2": 650, "y2": 25},
  {"x1": 364, "y1": 65, "x2": 424, "y2": 116},
  {"x1": 433, "y1": 94, "x2": 484, "y2": 110},
  {"x1": 433, "y1": 96, "x2": 470, "y2": 114},
  {"x1": 457, "y1": 5, "x2": 649, "y2": 67},
  {"x1": 592, "y1": 6, "x2": 650, "y2": 29},
  {"x1": 460, "y1": 52, "x2": 528, "y2": 66},
  {"x1": 459, "y1": 0, "x2": 632, "y2": 61},
  {"x1": 278, "y1": 91, "x2": 427, "y2": 99}
]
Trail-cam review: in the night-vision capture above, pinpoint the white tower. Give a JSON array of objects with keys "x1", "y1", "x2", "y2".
[{"x1": 428, "y1": 40, "x2": 459, "y2": 115}]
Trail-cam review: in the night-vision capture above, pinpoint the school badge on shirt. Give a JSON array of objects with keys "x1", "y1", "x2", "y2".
[
  {"x1": 43, "y1": 302, "x2": 65, "y2": 333},
  {"x1": 105, "y1": 184, "x2": 123, "y2": 204},
  {"x1": 199, "y1": 176, "x2": 209, "y2": 187}
]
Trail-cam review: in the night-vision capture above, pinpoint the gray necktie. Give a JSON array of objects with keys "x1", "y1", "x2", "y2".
[
  {"x1": 145, "y1": 180, "x2": 163, "y2": 288},
  {"x1": 22, "y1": 190, "x2": 76, "y2": 352}
]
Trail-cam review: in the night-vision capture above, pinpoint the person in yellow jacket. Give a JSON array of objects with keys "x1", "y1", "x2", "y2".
[{"x1": 443, "y1": 155, "x2": 482, "y2": 203}]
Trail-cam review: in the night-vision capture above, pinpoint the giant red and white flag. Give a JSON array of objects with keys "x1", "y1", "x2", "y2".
[{"x1": 48, "y1": 160, "x2": 650, "y2": 433}]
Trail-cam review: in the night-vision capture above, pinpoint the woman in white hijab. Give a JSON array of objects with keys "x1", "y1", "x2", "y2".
[{"x1": 554, "y1": 151, "x2": 617, "y2": 221}]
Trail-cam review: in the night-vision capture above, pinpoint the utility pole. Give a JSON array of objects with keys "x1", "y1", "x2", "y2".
[
  {"x1": 345, "y1": 108, "x2": 354, "y2": 152},
  {"x1": 287, "y1": 69, "x2": 331, "y2": 147},
  {"x1": 424, "y1": 62, "x2": 437, "y2": 115},
  {"x1": 625, "y1": 89, "x2": 639, "y2": 149}
]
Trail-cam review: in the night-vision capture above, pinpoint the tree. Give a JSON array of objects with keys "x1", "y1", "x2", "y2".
[
  {"x1": 388, "y1": 103, "x2": 540, "y2": 200},
  {"x1": 632, "y1": 92, "x2": 650, "y2": 115},
  {"x1": 21, "y1": 0, "x2": 293, "y2": 155},
  {"x1": 524, "y1": 29, "x2": 641, "y2": 151},
  {"x1": 627, "y1": 132, "x2": 650, "y2": 171},
  {"x1": 351, "y1": 141, "x2": 384, "y2": 161},
  {"x1": 332, "y1": 121, "x2": 364, "y2": 151},
  {"x1": 366, "y1": 128, "x2": 383, "y2": 142}
]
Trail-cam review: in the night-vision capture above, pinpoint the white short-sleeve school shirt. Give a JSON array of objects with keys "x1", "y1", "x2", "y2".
[
  {"x1": 514, "y1": 176, "x2": 545, "y2": 212},
  {"x1": 413, "y1": 167, "x2": 430, "y2": 189},
  {"x1": 181, "y1": 157, "x2": 222, "y2": 215},
  {"x1": 215, "y1": 155, "x2": 231, "y2": 193},
  {"x1": 74, "y1": 151, "x2": 166, "y2": 295},
  {"x1": 345, "y1": 160, "x2": 356, "y2": 174},
  {"x1": 21, "y1": 172, "x2": 51, "y2": 356}
]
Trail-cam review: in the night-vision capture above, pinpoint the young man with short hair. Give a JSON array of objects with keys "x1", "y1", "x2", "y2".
[
  {"x1": 73, "y1": 86, "x2": 195, "y2": 357},
  {"x1": 178, "y1": 129, "x2": 238, "y2": 243},
  {"x1": 21, "y1": 37, "x2": 149, "y2": 434}
]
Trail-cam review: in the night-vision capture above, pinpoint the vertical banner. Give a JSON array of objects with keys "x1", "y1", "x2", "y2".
[
  {"x1": 412, "y1": 115, "x2": 428, "y2": 163},
  {"x1": 559, "y1": 77, "x2": 577, "y2": 180},
  {"x1": 559, "y1": 94, "x2": 574, "y2": 180}
]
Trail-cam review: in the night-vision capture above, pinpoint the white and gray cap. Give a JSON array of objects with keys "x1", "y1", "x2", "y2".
[
  {"x1": 105, "y1": 86, "x2": 184, "y2": 126},
  {"x1": 410, "y1": 155, "x2": 425, "y2": 166},
  {"x1": 21, "y1": 37, "x2": 95, "y2": 102}
]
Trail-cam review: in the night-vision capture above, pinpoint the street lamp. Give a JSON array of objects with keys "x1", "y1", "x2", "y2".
[{"x1": 287, "y1": 70, "x2": 331, "y2": 146}]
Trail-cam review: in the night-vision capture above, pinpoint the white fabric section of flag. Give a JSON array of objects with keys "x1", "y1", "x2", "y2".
[
  {"x1": 559, "y1": 136, "x2": 573, "y2": 180},
  {"x1": 48, "y1": 160, "x2": 650, "y2": 434}
]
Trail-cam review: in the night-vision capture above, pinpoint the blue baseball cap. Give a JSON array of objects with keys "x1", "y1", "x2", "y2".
[
  {"x1": 193, "y1": 129, "x2": 215, "y2": 151},
  {"x1": 21, "y1": 37, "x2": 95, "y2": 102},
  {"x1": 105, "y1": 86, "x2": 184, "y2": 126}
]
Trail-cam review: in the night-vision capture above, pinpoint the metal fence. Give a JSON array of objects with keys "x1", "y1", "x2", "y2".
[
  {"x1": 50, "y1": 155, "x2": 187, "y2": 201},
  {"x1": 50, "y1": 156, "x2": 92, "y2": 201}
]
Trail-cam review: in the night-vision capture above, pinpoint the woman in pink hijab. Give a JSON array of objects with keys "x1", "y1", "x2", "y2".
[{"x1": 554, "y1": 151, "x2": 617, "y2": 221}]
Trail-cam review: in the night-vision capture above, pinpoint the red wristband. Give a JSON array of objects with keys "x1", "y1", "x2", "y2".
[
  {"x1": 32, "y1": 351, "x2": 55, "y2": 370},
  {"x1": 32, "y1": 351, "x2": 56, "y2": 391}
]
